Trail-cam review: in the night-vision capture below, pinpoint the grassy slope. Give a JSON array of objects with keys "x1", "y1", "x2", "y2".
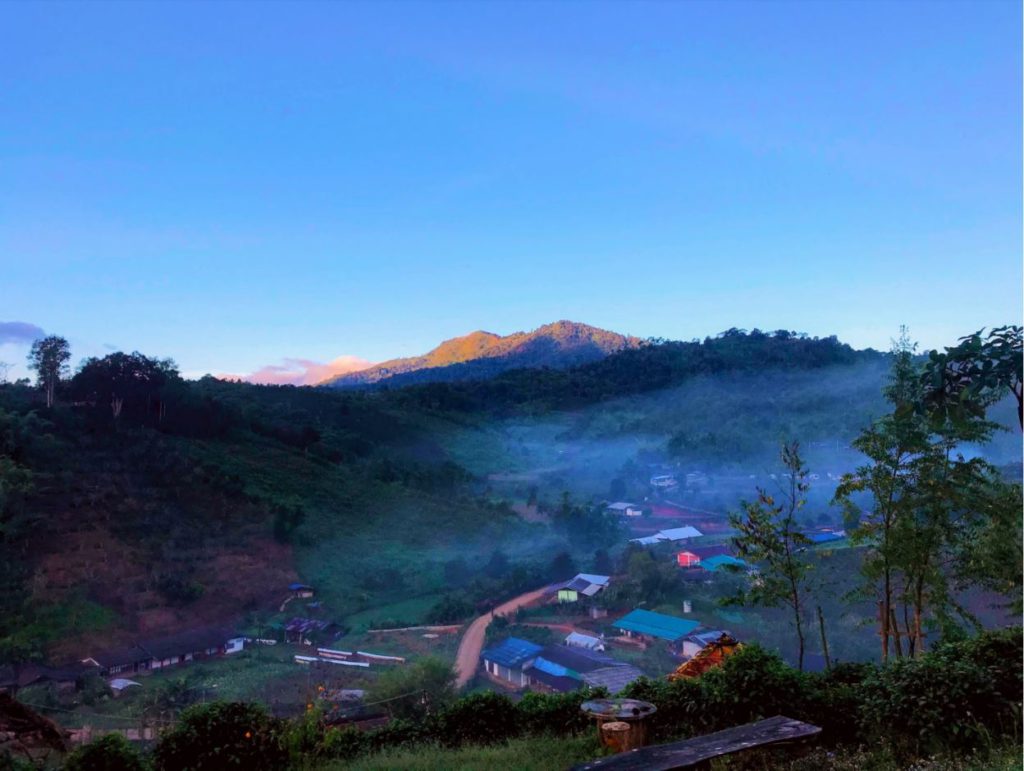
[{"x1": 324, "y1": 738, "x2": 1024, "y2": 771}]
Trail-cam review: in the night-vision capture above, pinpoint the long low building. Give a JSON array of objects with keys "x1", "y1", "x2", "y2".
[
  {"x1": 612, "y1": 609, "x2": 701, "y2": 644},
  {"x1": 82, "y1": 626, "x2": 243, "y2": 677},
  {"x1": 482, "y1": 637, "x2": 643, "y2": 694},
  {"x1": 631, "y1": 526, "x2": 703, "y2": 546}
]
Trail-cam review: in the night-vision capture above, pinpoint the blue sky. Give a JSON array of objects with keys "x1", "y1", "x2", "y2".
[{"x1": 1, "y1": 0, "x2": 1020, "y2": 380}]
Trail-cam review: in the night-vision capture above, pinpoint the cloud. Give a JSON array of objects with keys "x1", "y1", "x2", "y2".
[
  {"x1": 0, "y1": 321, "x2": 45, "y2": 345},
  {"x1": 220, "y1": 355, "x2": 374, "y2": 386}
]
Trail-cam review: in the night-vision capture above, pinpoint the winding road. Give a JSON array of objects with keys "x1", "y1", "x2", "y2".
[{"x1": 454, "y1": 585, "x2": 550, "y2": 688}]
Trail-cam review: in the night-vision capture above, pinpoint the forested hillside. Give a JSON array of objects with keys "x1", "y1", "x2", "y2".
[{"x1": 0, "y1": 329, "x2": 1017, "y2": 667}]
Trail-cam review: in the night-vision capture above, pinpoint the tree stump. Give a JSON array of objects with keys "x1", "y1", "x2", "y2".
[{"x1": 601, "y1": 721, "x2": 640, "y2": 753}]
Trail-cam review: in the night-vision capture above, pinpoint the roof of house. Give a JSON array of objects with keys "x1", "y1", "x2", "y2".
[
  {"x1": 527, "y1": 666, "x2": 581, "y2": 693},
  {"x1": 613, "y1": 609, "x2": 701, "y2": 641},
  {"x1": 533, "y1": 645, "x2": 620, "y2": 674},
  {"x1": 581, "y1": 665, "x2": 645, "y2": 693},
  {"x1": 285, "y1": 618, "x2": 331, "y2": 634},
  {"x1": 84, "y1": 644, "x2": 153, "y2": 669},
  {"x1": 289, "y1": 583, "x2": 314, "y2": 591},
  {"x1": 701, "y1": 555, "x2": 747, "y2": 572},
  {"x1": 565, "y1": 632, "x2": 603, "y2": 649},
  {"x1": 141, "y1": 626, "x2": 235, "y2": 660},
  {"x1": 606, "y1": 502, "x2": 638, "y2": 511},
  {"x1": 574, "y1": 573, "x2": 611, "y2": 586},
  {"x1": 481, "y1": 637, "x2": 543, "y2": 669},
  {"x1": 804, "y1": 531, "x2": 846, "y2": 544},
  {"x1": 684, "y1": 629, "x2": 731, "y2": 647},
  {"x1": 631, "y1": 535, "x2": 662, "y2": 546},
  {"x1": 657, "y1": 526, "x2": 704, "y2": 541},
  {"x1": 630, "y1": 526, "x2": 703, "y2": 546},
  {"x1": 527, "y1": 645, "x2": 642, "y2": 693}
]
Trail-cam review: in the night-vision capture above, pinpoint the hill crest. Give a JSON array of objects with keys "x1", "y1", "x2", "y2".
[{"x1": 322, "y1": 320, "x2": 641, "y2": 387}]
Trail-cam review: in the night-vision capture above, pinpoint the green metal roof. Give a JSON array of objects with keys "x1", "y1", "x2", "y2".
[
  {"x1": 612, "y1": 609, "x2": 700, "y2": 641},
  {"x1": 701, "y1": 555, "x2": 747, "y2": 572}
]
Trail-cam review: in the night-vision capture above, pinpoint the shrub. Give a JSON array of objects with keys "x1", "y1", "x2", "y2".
[
  {"x1": 859, "y1": 655, "x2": 1003, "y2": 755},
  {"x1": 428, "y1": 691, "x2": 521, "y2": 747},
  {"x1": 63, "y1": 734, "x2": 148, "y2": 771},
  {"x1": 698, "y1": 644, "x2": 814, "y2": 729},
  {"x1": 517, "y1": 689, "x2": 600, "y2": 736},
  {"x1": 152, "y1": 702, "x2": 287, "y2": 771}
]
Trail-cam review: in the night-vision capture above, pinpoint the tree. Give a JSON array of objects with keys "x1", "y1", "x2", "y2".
[
  {"x1": 729, "y1": 441, "x2": 813, "y2": 670},
  {"x1": 484, "y1": 549, "x2": 510, "y2": 579},
  {"x1": 835, "y1": 332, "x2": 928, "y2": 661},
  {"x1": 65, "y1": 733, "x2": 147, "y2": 771},
  {"x1": 922, "y1": 325, "x2": 1022, "y2": 429},
  {"x1": 549, "y1": 551, "x2": 576, "y2": 581},
  {"x1": 368, "y1": 657, "x2": 456, "y2": 721},
  {"x1": 27, "y1": 335, "x2": 70, "y2": 408},
  {"x1": 71, "y1": 351, "x2": 178, "y2": 424},
  {"x1": 592, "y1": 548, "x2": 614, "y2": 575},
  {"x1": 835, "y1": 329, "x2": 1010, "y2": 660}
]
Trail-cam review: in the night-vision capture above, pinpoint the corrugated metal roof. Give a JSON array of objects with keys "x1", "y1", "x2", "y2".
[
  {"x1": 657, "y1": 526, "x2": 704, "y2": 540},
  {"x1": 613, "y1": 609, "x2": 700, "y2": 641},
  {"x1": 701, "y1": 555, "x2": 746, "y2": 572},
  {"x1": 565, "y1": 632, "x2": 602, "y2": 649},
  {"x1": 528, "y1": 667, "x2": 581, "y2": 693},
  {"x1": 574, "y1": 573, "x2": 611, "y2": 586},
  {"x1": 581, "y1": 665, "x2": 645, "y2": 693},
  {"x1": 481, "y1": 637, "x2": 543, "y2": 669}
]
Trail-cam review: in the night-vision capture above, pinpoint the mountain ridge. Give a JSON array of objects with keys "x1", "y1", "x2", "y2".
[{"x1": 321, "y1": 320, "x2": 642, "y2": 388}]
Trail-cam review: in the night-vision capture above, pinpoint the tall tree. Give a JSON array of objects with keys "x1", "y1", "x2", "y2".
[
  {"x1": 836, "y1": 328, "x2": 1009, "y2": 659},
  {"x1": 729, "y1": 441, "x2": 813, "y2": 670},
  {"x1": 27, "y1": 335, "x2": 70, "y2": 408},
  {"x1": 835, "y1": 332, "x2": 930, "y2": 661}
]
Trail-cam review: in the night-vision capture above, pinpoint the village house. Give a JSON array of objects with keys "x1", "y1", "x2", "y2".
[
  {"x1": 677, "y1": 543, "x2": 733, "y2": 567},
  {"x1": 481, "y1": 637, "x2": 543, "y2": 687},
  {"x1": 631, "y1": 525, "x2": 703, "y2": 546},
  {"x1": 677, "y1": 629, "x2": 734, "y2": 659},
  {"x1": 606, "y1": 501, "x2": 644, "y2": 517},
  {"x1": 564, "y1": 631, "x2": 604, "y2": 651},
  {"x1": 700, "y1": 554, "x2": 747, "y2": 573},
  {"x1": 289, "y1": 582, "x2": 316, "y2": 598},
  {"x1": 82, "y1": 626, "x2": 240, "y2": 677},
  {"x1": 555, "y1": 573, "x2": 611, "y2": 603},
  {"x1": 284, "y1": 617, "x2": 340, "y2": 645},
  {"x1": 525, "y1": 645, "x2": 644, "y2": 695},
  {"x1": 612, "y1": 609, "x2": 700, "y2": 645}
]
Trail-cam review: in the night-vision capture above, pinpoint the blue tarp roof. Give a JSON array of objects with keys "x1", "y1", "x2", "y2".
[
  {"x1": 482, "y1": 637, "x2": 543, "y2": 669},
  {"x1": 613, "y1": 609, "x2": 700, "y2": 641},
  {"x1": 532, "y1": 656, "x2": 577, "y2": 679}
]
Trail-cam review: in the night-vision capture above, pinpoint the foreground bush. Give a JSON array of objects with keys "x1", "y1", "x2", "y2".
[
  {"x1": 124, "y1": 627, "x2": 1021, "y2": 769},
  {"x1": 63, "y1": 734, "x2": 148, "y2": 771},
  {"x1": 152, "y1": 702, "x2": 287, "y2": 771}
]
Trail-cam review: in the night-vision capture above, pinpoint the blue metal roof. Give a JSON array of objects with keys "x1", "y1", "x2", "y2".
[
  {"x1": 805, "y1": 532, "x2": 844, "y2": 544},
  {"x1": 701, "y1": 555, "x2": 747, "y2": 572},
  {"x1": 613, "y1": 610, "x2": 700, "y2": 641},
  {"x1": 481, "y1": 637, "x2": 542, "y2": 669}
]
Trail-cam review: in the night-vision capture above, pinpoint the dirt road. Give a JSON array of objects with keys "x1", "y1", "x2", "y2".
[{"x1": 453, "y1": 586, "x2": 549, "y2": 688}]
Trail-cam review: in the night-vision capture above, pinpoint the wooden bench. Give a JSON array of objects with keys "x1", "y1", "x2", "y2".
[{"x1": 572, "y1": 715, "x2": 821, "y2": 770}]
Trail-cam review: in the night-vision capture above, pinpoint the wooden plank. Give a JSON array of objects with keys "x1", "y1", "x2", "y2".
[{"x1": 572, "y1": 715, "x2": 821, "y2": 771}]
